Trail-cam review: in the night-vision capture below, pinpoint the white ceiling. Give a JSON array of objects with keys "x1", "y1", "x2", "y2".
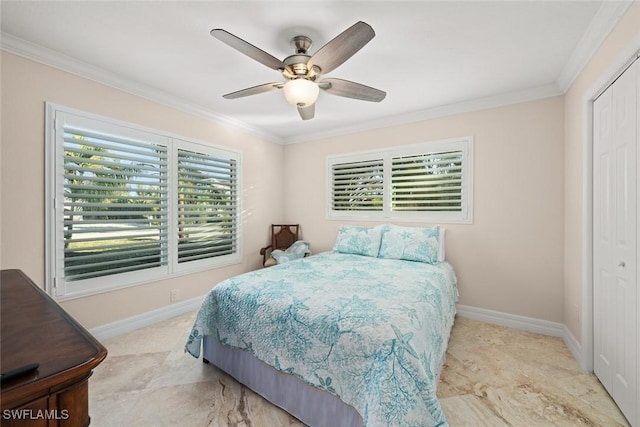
[{"x1": 0, "y1": 1, "x2": 632, "y2": 143}]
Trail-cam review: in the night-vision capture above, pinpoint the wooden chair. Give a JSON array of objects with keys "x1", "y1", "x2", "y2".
[{"x1": 260, "y1": 224, "x2": 300, "y2": 267}]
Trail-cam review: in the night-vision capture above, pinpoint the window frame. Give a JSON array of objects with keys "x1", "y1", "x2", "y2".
[
  {"x1": 45, "y1": 103, "x2": 242, "y2": 300},
  {"x1": 326, "y1": 137, "x2": 473, "y2": 224}
]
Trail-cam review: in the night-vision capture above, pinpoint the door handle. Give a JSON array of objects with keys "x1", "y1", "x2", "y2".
[{"x1": 618, "y1": 261, "x2": 626, "y2": 268}]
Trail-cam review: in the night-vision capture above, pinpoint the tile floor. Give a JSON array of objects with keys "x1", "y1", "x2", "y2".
[{"x1": 89, "y1": 312, "x2": 630, "y2": 426}]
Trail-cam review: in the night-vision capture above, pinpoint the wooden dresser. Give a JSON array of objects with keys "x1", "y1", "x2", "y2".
[{"x1": 0, "y1": 269, "x2": 107, "y2": 427}]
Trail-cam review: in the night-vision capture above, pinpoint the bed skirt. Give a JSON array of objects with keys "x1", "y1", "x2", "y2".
[{"x1": 203, "y1": 335, "x2": 364, "y2": 427}]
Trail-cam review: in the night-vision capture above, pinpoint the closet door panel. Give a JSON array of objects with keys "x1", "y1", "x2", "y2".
[
  {"x1": 611, "y1": 61, "x2": 637, "y2": 422},
  {"x1": 593, "y1": 86, "x2": 615, "y2": 393}
]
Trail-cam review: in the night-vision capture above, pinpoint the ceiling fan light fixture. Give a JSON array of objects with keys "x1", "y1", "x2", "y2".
[{"x1": 283, "y1": 79, "x2": 319, "y2": 107}]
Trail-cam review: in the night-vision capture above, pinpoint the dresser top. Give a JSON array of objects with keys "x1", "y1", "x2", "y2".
[{"x1": 0, "y1": 269, "x2": 107, "y2": 395}]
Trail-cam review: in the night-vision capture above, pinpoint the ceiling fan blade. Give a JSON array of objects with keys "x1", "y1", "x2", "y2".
[
  {"x1": 298, "y1": 103, "x2": 315, "y2": 120},
  {"x1": 223, "y1": 82, "x2": 283, "y2": 99},
  {"x1": 319, "y1": 78, "x2": 386, "y2": 102},
  {"x1": 211, "y1": 29, "x2": 287, "y2": 71},
  {"x1": 307, "y1": 21, "x2": 375, "y2": 74}
]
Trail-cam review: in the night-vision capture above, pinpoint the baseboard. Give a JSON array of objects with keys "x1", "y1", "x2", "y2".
[
  {"x1": 562, "y1": 325, "x2": 585, "y2": 370},
  {"x1": 456, "y1": 304, "x2": 565, "y2": 336},
  {"x1": 456, "y1": 304, "x2": 585, "y2": 369},
  {"x1": 89, "y1": 295, "x2": 204, "y2": 341}
]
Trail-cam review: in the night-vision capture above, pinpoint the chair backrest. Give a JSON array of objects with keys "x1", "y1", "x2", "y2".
[{"x1": 271, "y1": 224, "x2": 299, "y2": 251}]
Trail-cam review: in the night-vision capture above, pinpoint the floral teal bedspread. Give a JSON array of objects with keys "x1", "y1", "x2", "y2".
[{"x1": 185, "y1": 251, "x2": 458, "y2": 426}]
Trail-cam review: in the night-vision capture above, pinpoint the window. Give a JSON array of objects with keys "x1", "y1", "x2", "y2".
[
  {"x1": 176, "y1": 147, "x2": 238, "y2": 263},
  {"x1": 46, "y1": 105, "x2": 241, "y2": 298},
  {"x1": 327, "y1": 137, "x2": 473, "y2": 223},
  {"x1": 331, "y1": 159, "x2": 384, "y2": 211}
]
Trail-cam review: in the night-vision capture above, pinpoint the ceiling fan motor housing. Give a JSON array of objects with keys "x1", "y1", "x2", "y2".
[
  {"x1": 283, "y1": 54, "x2": 313, "y2": 78},
  {"x1": 283, "y1": 36, "x2": 322, "y2": 81}
]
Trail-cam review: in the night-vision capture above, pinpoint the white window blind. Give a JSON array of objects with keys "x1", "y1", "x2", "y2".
[
  {"x1": 47, "y1": 105, "x2": 241, "y2": 298},
  {"x1": 177, "y1": 149, "x2": 238, "y2": 263},
  {"x1": 391, "y1": 150, "x2": 463, "y2": 212},
  {"x1": 327, "y1": 137, "x2": 472, "y2": 223},
  {"x1": 63, "y1": 126, "x2": 169, "y2": 282},
  {"x1": 331, "y1": 159, "x2": 384, "y2": 211}
]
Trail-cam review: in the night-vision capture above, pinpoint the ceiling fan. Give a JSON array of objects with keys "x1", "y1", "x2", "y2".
[{"x1": 210, "y1": 21, "x2": 386, "y2": 120}]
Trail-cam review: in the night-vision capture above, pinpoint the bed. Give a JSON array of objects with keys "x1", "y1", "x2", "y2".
[{"x1": 185, "y1": 224, "x2": 458, "y2": 427}]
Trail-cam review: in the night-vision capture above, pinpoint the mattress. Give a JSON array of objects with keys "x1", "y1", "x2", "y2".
[{"x1": 186, "y1": 251, "x2": 458, "y2": 426}]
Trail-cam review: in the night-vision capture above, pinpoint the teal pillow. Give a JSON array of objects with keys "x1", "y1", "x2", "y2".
[
  {"x1": 333, "y1": 225, "x2": 382, "y2": 257},
  {"x1": 378, "y1": 224, "x2": 440, "y2": 264}
]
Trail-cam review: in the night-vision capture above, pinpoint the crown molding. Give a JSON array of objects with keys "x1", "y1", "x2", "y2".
[
  {"x1": 2, "y1": 0, "x2": 632, "y2": 147},
  {"x1": 0, "y1": 32, "x2": 284, "y2": 145},
  {"x1": 556, "y1": 0, "x2": 634, "y2": 92},
  {"x1": 284, "y1": 83, "x2": 563, "y2": 144}
]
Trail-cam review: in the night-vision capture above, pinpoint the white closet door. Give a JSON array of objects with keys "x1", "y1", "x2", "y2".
[
  {"x1": 612, "y1": 60, "x2": 637, "y2": 423},
  {"x1": 593, "y1": 79, "x2": 615, "y2": 394},
  {"x1": 594, "y1": 59, "x2": 638, "y2": 426},
  {"x1": 594, "y1": 81, "x2": 614, "y2": 393}
]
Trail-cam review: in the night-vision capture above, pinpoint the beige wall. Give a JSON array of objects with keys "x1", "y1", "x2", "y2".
[
  {"x1": 284, "y1": 97, "x2": 566, "y2": 322},
  {"x1": 563, "y1": 2, "x2": 640, "y2": 342},
  {"x1": 0, "y1": 52, "x2": 284, "y2": 328}
]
